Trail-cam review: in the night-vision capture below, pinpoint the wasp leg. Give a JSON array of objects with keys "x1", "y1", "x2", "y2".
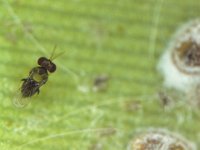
[
  {"x1": 36, "y1": 89, "x2": 40, "y2": 95},
  {"x1": 21, "y1": 78, "x2": 28, "y2": 81}
]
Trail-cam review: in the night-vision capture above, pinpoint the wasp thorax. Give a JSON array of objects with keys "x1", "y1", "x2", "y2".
[
  {"x1": 38, "y1": 57, "x2": 56, "y2": 73},
  {"x1": 38, "y1": 67, "x2": 48, "y2": 75}
]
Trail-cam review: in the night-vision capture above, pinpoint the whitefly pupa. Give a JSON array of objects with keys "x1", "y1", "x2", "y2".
[{"x1": 158, "y1": 19, "x2": 200, "y2": 92}]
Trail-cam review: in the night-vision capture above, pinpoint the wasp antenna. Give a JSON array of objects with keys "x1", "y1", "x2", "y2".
[
  {"x1": 49, "y1": 45, "x2": 65, "y2": 60},
  {"x1": 49, "y1": 45, "x2": 57, "y2": 60},
  {"x1": 51, "y1": 51, "x2": 65, "y2": 61}
]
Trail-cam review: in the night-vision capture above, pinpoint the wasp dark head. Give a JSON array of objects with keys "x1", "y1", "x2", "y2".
[{"x1": 38, "y1": 57, "x2": 56, "y2": 73}]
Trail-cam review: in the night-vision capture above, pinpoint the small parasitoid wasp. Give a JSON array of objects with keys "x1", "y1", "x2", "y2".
[{"x1": 13, "y1": 46, "x2": 62, "y2": 108}]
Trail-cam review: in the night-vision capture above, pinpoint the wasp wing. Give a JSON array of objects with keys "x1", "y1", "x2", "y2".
[
  {"x1": 13, "y1": 75, "x2": 46, "y2": 108},
  {"x1": 12, "y1": 87, "x2": 32, "y2": 108}
]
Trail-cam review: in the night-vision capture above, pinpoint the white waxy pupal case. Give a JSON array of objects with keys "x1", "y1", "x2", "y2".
[
  {"x1": 127, "y1": 129, "x2": 196, "y2": 150},
  {"x1": 158, "y1": 19, "x2": 200, "y2": 92}
]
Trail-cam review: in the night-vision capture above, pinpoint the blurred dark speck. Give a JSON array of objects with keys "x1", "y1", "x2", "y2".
[{"x1": 92, "y1": 74, "x2": 110, "y2": 92}]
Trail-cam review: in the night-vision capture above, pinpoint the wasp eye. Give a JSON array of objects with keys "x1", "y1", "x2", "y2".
[
  {"x1": 48, "y1": 63, "x2": 56, "y2": 73},
  {"x1": 38, "y1": 57, "x2": 48, "y2": 66}
]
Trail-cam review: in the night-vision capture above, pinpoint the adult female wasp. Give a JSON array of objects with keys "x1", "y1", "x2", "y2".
[{"x1": 13, "y1": 47, "x2": 61, "y2": 108}]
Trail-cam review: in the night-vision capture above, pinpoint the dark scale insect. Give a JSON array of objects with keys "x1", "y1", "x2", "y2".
[{"x1": 13, "y1": 47, "x2": 60, "y2": 108}]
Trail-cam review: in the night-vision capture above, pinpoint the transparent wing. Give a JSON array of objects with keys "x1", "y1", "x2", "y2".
[
  {"x1": 13, "y1": 78, "x2": 43, "y2": 108},
  {"x1": 12, "y1": 87, "x2": 32, "y2": 108}
]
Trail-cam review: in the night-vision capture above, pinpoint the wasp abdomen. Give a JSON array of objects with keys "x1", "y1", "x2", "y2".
[{"x1": 21, "y1": 78, "x2": 40, "y2": 97}]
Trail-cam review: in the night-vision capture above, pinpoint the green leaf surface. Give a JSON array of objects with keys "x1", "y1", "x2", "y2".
[{"x1": 0, "y1": 0, "x2": 200, "y2": 149}]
